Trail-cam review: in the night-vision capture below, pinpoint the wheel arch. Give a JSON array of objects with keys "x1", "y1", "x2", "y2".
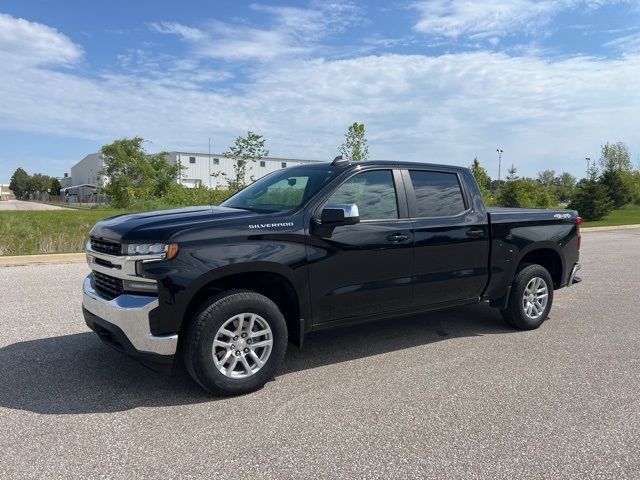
[
  {"x1": 180, "y1": 263, "x2": 306, "y2": 348},
  {"x1": 516, "y1": 244, "x2": 564, "y2": 288}
]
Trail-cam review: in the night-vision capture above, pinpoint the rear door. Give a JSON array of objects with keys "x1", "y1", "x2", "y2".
[
  {"x1": 403, "y1": 168, "x2": 490, "y2": 307},
  {"x1": 306, "y1": 168, "x2": 414, "y2": 324}
]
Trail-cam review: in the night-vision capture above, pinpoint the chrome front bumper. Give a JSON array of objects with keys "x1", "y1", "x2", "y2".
[{"x1": 82, "y1": 274, "x2": 178, "y2": 356}]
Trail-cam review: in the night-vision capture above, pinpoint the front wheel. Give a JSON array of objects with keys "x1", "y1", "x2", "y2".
[
  {"x1": 183, "y1": 290, "x2": 288, "y2": 396},
  {"x1": 501, "y1": 263, "x2": 554, "y2": 330}
]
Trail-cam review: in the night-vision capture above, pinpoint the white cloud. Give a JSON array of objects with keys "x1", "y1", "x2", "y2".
[
  {"x1": 1, "y1": 11, "x2": 640, "y2": 181},
  {"x1": 0, "y1": 13, "x2": 82, "y2": 67},
  {"x1": 410, "y1": 0, "x2": 619, "y2": 39},
  {"x1": 3, "y1": 29, "x2": 640, "y2": 179},
  {"x1": 150, "y1": 2, "x2": 360, "y2": 61},
  {"x1": 606, "y1": 31, "x2": 640, "y2": 53}
]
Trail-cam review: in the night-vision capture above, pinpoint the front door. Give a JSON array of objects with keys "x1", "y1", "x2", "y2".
[{"x1": 306, "y1": 169, "x2": 414, "y2": 324}]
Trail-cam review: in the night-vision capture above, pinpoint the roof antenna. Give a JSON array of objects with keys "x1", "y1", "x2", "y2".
[{"x1": 331, "y1": 155, "x2": 348, "y2": 166}]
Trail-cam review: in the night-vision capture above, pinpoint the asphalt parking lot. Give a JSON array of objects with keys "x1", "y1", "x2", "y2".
[{"x1": 1, "y1": 228, "x2": 639, "y2": 479}]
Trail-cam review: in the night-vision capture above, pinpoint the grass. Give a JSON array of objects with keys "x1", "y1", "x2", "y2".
[
  {"x1": 0, "y1": 209, "x2": 122, "y2": 256},
  {"x1": 582, "y1": 204, "x2": 640, "y2": 228}
]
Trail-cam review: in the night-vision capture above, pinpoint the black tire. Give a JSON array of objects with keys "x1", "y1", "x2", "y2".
[
  {"x1": 183, "y1": 289, "x2": 288, "y2": 396},
  {"x1": 500, "y1": 263, "x2": 554, "y2": 330}
]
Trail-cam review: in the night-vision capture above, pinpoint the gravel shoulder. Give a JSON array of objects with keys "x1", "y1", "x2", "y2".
[{"x1": 0, "y1": 200, "x2": 70, "y2": 211}]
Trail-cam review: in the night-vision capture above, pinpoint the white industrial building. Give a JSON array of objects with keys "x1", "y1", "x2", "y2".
[
  {"x1": 66, "y1": 151, "x2": 322, "y2": 189},
  {"x1": 70, "y1": 153, "x2": 102, "y2": 187}
]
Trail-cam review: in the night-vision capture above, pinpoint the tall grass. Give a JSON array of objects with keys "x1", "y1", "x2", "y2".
[{"x1": 0, "y1": 210, "x2": 121, "y2": 256}]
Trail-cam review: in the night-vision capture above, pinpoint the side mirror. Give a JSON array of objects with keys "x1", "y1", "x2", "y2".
[{"x1": 320, "y1": 203, "x2": 360, "y2": 226}]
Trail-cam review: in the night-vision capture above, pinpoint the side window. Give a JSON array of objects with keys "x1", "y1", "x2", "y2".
[
  {"x1": 327, "y1": 170, "x2": 398, "y2": 221},
  {"x1": 409, "y1": 171, "x2": 466, "y2": 217}
]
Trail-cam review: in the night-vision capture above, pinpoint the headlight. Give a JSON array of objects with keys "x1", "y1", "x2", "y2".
[
  {"x1": 126, "y1": 243, "x2": 167, "y2": 255},
  {"x1": 125, "y1": 243, "x2": 179, "y2": 259}
]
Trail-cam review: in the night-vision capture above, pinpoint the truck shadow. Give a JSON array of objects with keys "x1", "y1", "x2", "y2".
[{"x1": 0, "y1": 304, "x2": 514, "y2": 415}]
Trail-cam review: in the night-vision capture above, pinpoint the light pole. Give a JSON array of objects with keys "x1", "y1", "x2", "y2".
[
  {"x1": 496, "y1": 148, "x2": 503, "y2": 187},
  {"x1": 585, "y1": 157, "x2": 591, "y2": 176}
]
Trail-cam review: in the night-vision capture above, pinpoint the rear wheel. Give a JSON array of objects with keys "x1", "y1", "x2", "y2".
[
  {"x1": 183, "y1": 290, "x2": 288, "y2": 396},
  {"x1": 501, "y1": 263, "x2": 554, "y2": 330}
]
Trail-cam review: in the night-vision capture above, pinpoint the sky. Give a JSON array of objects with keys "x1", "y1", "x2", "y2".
[{"x1": 1, "y1": 0, "x2": 640, "y2": 184}]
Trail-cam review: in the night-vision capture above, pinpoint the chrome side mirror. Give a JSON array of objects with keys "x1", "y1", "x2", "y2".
[{"x1": 320, "y1": 203, "x2": 360, "y2": 226}]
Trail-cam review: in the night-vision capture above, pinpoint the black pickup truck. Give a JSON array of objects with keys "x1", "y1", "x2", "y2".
[{"x1": 83, "y1": 158, "x2": 582, "y2": 395}]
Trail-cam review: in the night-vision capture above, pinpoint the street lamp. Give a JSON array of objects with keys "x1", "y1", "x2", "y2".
[
  {"x1": 585, "y1": 157, "x2": 591, "y2": 175},
  {"x1": 496, "y1": 149, "x2": 503, "y2": 187}
]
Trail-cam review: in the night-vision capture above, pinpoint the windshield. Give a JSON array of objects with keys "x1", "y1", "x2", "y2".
[{"x1": 221, "y1": 165, "x2": 336, "y2": 213}]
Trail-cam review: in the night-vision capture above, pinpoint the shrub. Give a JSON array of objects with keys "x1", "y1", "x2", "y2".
[
  {"x1": 568, "y1": 180, "x2": 614, "y2": 220},
  {"x1": 128, "y1": 185, "x2": 235, "y2": 211},
  {"x1": 497, "y1": 179, "x2": 556, "y2": 208}
]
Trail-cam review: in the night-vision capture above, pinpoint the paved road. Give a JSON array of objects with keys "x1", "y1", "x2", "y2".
[
  {"x1": 0, "y1": 199, "x2": 69, "y2": 210},
  {"x1": 0, "y1": 229, "x2": 639, "y2": 479}
]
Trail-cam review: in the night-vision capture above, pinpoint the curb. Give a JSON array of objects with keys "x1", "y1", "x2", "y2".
[
  {"x1": 582, "y1": 224, "x2": 640, "y2": 232},
  {"x1": 0, "y1": 252, "x2": 86, "y2": 267}
]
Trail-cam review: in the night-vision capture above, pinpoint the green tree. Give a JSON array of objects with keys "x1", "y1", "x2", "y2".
[
  {"x1": 99, "y1": 137, "x2": 173, "y2": 208},
  {"x1": 339, "y1": 122, "x2": 369, "y2": 161},
  {"x1": 9, "y1": 168, "x2": 29, "y2": 198},
  {"x1": 148, "y1": 155, "x2": 182, "y2": 197},
  {"x1": 497, "y1": 179, "x2": 534, "y2": 207},
  {"x1": 497, "y1": 163, "x2": 554, "y2": 208},
  {"x1": 630, "y1": 171, "x2": 640, "y2": 205},
  {"x1": 569, "y1": 180, "x2": 614, "y2": 220},
  {"x1": 555, "y1": 172, "x2": 576, "y2": 203},
  {"x1": 224, "y1": 131, "x2": 269, "y2": 191},
  {"x1": 470, "y1": 157, "x2": 492, "y2": 203},
  {"x1": 599, "y1": 141, "x2": 633, "y2": 208},
  {"x1": 26, "y1": 173, "x2": 52, "y2": 193},
  {"x1": 599, "y1": 141, "x2": 633, "y2": 172},
  {"x1": 536, "y1": 170, "x2": 556, "y2": 187},
  {"x1": 49, "y1": 177, "x2": 62, "y2": 195}
]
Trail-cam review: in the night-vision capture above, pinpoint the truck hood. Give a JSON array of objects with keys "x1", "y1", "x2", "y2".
[{"x1": 90, "y1": 205, "x2": 256, "y2": 243}]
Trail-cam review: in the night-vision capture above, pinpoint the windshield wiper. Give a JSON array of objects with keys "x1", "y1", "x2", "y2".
[{"x1": 234, "y1": 206, "x2": 275, "y2": 213}]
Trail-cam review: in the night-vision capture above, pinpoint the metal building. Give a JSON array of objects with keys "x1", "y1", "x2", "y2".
[
  {"x1": 166, "y1": 152, "x2": 322, "y2": 188},
  {"x1": 66, "y1": 151, "x2": 321, "y2": 189},
  {"x1": 70, "y1": 153, "x2": 103, "y2": 186}
]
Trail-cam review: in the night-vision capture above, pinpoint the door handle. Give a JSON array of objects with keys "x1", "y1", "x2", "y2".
[
  {"x1": 387, "y1": 233, "x2": 410, "y2": 243},
  {"x1": 466, "y1": 229, "x2": 485, "y2": 238}
]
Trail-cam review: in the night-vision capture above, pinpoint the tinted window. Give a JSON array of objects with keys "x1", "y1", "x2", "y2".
[
  {"x1": 248, "y1": 176, "x2": 309, "y2": 208},
  {"x1": 409, "y1": 171, "x2": 466, "y2": 217},
  {"x1": 328, "y1": 170, "x2": 398, "y2": 220},
  {"x1": 222, "y1": 166, "x2": 336, "y2": 213}
]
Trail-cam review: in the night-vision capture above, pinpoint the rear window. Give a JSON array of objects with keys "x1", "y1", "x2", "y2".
[{"x1": 409, "y1": 171, "x2": 466, "y2": 217}]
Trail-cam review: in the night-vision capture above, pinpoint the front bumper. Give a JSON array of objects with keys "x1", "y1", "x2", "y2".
[{"x1": 82, "y1": 274, "x2": 178, "y2": 359}]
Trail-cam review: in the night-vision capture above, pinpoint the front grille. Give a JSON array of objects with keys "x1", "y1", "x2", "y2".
[
  {"x1": 90, "y1": 237, "x2": 121, "y2": 256},
  {"x1": 93, "y1": 271, "x2": 124, "y2": 300}
]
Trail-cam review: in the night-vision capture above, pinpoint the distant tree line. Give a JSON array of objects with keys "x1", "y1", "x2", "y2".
[
  {"x1": 12, "y1": 121, "x2": 635, "y2": 221},
  {"x1": 9, "y1": 168, "x2": 61, "y2": 199},
  {"x1": 470, "y1": 141, "x2": 640, "y2": 220}
]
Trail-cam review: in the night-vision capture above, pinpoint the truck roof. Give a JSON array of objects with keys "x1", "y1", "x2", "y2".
[{"x1": 307, "y1": 160, "x2": 469, "y2": 172}]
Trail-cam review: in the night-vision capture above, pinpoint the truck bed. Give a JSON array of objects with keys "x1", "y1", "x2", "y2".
[{"x1": 487, "y1": 207, "x2": 575, "y2": 224}]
